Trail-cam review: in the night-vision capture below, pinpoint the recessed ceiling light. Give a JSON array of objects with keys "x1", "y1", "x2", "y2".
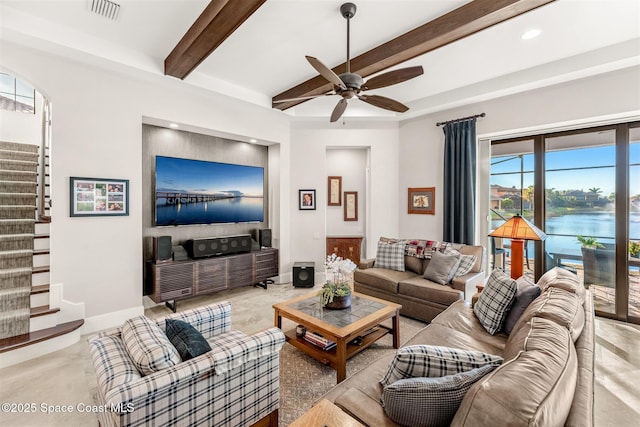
[
  {"x1": 249, "y1": 138, "x2": 257, "y2": 143},
  {"x1": 169, "y1": 123, "x2": 179, "y2": 128},
  {"x1": 521, "y1": 29, "x2": 541, "y2": 40}
]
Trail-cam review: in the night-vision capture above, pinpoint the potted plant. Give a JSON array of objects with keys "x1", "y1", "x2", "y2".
[
  {"x1": 318, "y1": 254, "x2": 357, "y2": 309},
  {"x1": 577, "y1": 235, "x2": 614, "y2": 287},
  {"x1": 629, "y1": 241, "x2": 640, "y2": 259}
]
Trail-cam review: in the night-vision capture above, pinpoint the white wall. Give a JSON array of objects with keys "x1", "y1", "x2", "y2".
[
  {"x1": 326, "y1": 148, "x2": 367, "y2": 239},
  {"x1": 289, "y1": 122, "x2": 400, "y2": 275},
  {"x1": 399, "y1": 66, "x2": 640, "y2": 246},
  {"x1": 1, "y1": 41, "x2": 291, "y2": 331}
]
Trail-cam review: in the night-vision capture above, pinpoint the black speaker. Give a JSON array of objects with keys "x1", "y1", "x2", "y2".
[
  {"x1": 153, "y1": 236, "x2": 172, "y2": 263},
  {"x1": 185, "y1": 235, "x2": 253, "y2": 259},
  {"x1": 293, "y1": 262, "x2": 314, "y2": 288},
  {"x1": 259, "y1": 229, "x2": 272, "y2": 247}
]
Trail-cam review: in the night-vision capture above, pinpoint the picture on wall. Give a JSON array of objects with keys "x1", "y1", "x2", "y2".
[
  {"x1": 344, "y1": 191, "x2": 358, "y2": 221},
  {"x1": 70, "y1": 177, "x2": 129, "y2": 217},
  {"x1": 328, "y1": 176, "x2": 342, "y2": 206},
  {"x1": 408, "y1": 187, "x2": 435, "y2": 215},
  {"x1": 299, "y1": 189, "x2": 316, "y2": 210}
]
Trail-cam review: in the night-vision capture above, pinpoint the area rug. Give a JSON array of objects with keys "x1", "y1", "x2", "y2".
[{"x1": 277, "y1": 316, "x2": 426, "y2": 425}]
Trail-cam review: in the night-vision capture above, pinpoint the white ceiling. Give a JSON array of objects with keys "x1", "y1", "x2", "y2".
[{"x1": 1, "y1": 0, "x2": 639, "y2": 122}]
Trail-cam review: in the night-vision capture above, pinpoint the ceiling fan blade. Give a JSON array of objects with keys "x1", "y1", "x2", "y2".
[
  {"x1": 363, "y1": 66, "x2": 424, "y2": 91},
  {"x1": 273, "y1": 92, "x2": 334, "y2": 104},
  {"x1": 330, "y1": 98, "x2": 348, "y2": 122},
  {"x1": 358, "y1": 94, "x2": 409, "y2": 113},
  {"x1": 306, "y1": 56, "x2": 347, "y2": 90}
]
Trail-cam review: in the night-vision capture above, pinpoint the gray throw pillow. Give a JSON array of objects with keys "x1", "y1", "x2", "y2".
[
  {"x1": 382, "y1": 364, "x2": 497, "y2": 427},
  {"x1": 376, "y1": 241, "x2": 406, "y2": 272},
  {"x1": 503, "y1": 277, "x2": 541, "y2": 335},
  {"x1": 165, "y1": 319, "x2": 212, "y2": 361},
  {"x1": 474, "y1": 269, "x2": 518, "y2": 335},
  {"x1": 423, "y1": 251, "x2": 460, "y2": 285}
]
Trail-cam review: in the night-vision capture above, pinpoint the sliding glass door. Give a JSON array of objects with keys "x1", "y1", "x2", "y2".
[{"x1": 491, "y1": 121, "x2": 640, "y2": 323}]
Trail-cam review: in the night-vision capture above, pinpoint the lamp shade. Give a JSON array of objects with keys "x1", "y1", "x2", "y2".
[{"x1": 489, "y1": 214, "x2": 547, "y2": 241}]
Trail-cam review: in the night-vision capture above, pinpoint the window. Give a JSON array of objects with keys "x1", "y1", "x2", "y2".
[{"x1": 0, "y1": 73, "x2": 35, "y2": 113}]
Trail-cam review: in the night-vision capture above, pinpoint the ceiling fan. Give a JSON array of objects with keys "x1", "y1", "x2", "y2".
[{"x1": 276, "y1": 2, "x2": 423, "y2": 122}]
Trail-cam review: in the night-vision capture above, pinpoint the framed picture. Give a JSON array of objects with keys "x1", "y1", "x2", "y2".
[
  {"x1": 408, "y1": 187, "x2": 435, "y2": 215},
  {"x1": 328, "y1": 176, "x2": 342, "y2": 206},
  {"x1": 299, "y1": 189, "x2": 316, "y2": 210},
  {"x1": 344, "y1": 191, "x2": 358, "y2": 221},
  {"x1": 70, "y1": 177, "x2": 129, "y2": 217}
]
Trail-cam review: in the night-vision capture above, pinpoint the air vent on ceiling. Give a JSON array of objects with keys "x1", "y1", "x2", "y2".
[{"x1": 90, "y1": 0, "x2": 120, "y2": 20}]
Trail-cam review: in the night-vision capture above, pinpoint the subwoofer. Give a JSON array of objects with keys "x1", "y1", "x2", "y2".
[
  {"x1": 152, "y1": 236, "x2": 172, "y2": 263},
  {"x1": 293, "y1": 262, "x2": 314, "y2": 288},
  {"x1": 259, "y1": 229, "x2": 272, "y2": 247}
]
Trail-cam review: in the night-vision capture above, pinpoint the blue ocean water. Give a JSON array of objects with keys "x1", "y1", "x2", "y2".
[{"x1": 156, "y1": 197, "x2": 263, "y2": 225}]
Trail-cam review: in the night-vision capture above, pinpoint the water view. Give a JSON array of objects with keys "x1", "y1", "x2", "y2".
[{"x1": 156, "y1": 197, "x2": 264, "y2": 225}]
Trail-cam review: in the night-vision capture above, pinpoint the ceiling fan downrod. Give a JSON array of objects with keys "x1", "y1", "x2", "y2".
[{"x1": 341, "y1": 3, "x2": 356, "y2": 73}]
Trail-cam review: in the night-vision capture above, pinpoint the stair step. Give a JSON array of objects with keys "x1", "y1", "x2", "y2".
[
  {"x1": 0, "y1": 159, "x2": 38, "y2": 172},
  {"x1": 34, "y1": 233, "x2": 49, "y2": 239},
  {"x1": 31, "y1": 284, "x2": 49, "y2": 295},
  {"x1": 0, "y1": 150, "x2": 38, "y2": 163},
  {"x1": 0, "y1": 142, "x2": 39, "y2": 153},
  {"x1": 30, "y1": 305, "x2": 60, "y2": 318},
  {"x1": 32, "y1": 265, "x2": 50, "y2": 274},
  {"x1": 0, "y1": 319, "x2": 84, "y2": 353},
  {"x1": 33, "y1": 248, "x2": 49, "y2": 256},
  {"x1": 0, "y1": 170, "x2": 37, "y2": 182}
]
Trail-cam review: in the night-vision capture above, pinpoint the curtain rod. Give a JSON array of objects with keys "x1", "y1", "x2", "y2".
[{"x1": 436, "y1": 112, "x2": 485, "y2": 127}]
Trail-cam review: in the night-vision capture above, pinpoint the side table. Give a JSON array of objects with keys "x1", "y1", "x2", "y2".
[{"x1": 289, "y1": 399, "x2": 364, "y2": 427}]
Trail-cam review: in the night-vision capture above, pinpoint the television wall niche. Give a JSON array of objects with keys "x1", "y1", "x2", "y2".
[{"x1": 142, "y1": 125, "x2": 269, "y2": 263}]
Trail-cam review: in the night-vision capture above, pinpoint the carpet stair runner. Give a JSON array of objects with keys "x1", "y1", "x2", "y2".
[{"x1": 0, "y1": 141, "x2": 37, "y2": 339}]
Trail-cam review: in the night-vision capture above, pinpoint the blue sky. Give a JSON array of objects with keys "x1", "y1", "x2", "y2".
[
  {"x1": 491, "y1": 144, "x2": 640, "y2": 197},
  {"x1": 156, "y1": 156, "x2": 264, "y2": 196}
]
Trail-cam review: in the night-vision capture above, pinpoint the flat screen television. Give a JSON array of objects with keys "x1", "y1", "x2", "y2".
[{"x1": 155, "y1": 155, "x2": 264, "y2": 226}]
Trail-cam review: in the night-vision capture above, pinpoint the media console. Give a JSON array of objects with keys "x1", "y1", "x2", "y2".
[{"x1": 146, "y1": 248, "x2": 278, "y2": 312}]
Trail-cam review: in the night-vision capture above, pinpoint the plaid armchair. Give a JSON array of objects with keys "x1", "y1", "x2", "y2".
[{"x1": 89, "y1": 302, "x2": 285, "y2": 427}]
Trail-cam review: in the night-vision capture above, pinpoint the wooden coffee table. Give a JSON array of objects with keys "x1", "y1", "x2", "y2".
[{"x1": 273, "y1": 291, "x2": 401, "y2": 383}]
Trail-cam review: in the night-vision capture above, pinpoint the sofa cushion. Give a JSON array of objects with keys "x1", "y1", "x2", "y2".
[
  {"x1": 165, "y1": 319, "x2": 212, "y2": 361},
  {"x1": 511, "y1": 286, "x2": 585, "y2": 342},
  {"x1": 423, "y1": 251, "x2": 461, "y2": 285},
  {"x1": 382, "y1": 365, "x2": 497, "y2": 427},
  {"x1": 121, "y1": 315, "x2": 181, "y2": 375},
  {"x1": 355, "y1": 268, "x2": 415, "y2": 294},
  {"x1": 444, "y1": 247, "x2": 477, "y2": 277},
  {"x1": 453, "y1": 317, "x2": 577, "y2": 427},
  {"x1": 537, "y1": 266, "x2": 586, "y2": 303},
  {"x1": 404, "y1": 255, "x2": 425, "y2": 275},
  {"x1": 381, "y1": 345, "x2": 503, "y2": 385},
  {"x1": 503, "y1": 277, "x2": 541, "y2": 335},
  {"x1": 375, "y1": 241, "x2": 406, "y2": 271},
  {"x1": 474, "y1": 269, "x2": 517, "y2": 335},
  {"x1": 398, "y1": 277, "x2": 463, "y2": 307},
  {"x1": 459, "y1": 245, "x2": 484, "y2": 273}
]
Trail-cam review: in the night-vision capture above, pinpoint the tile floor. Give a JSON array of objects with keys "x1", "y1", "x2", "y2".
[{"x1": 0, "y1": 284, "x2": 638, "y2": 426}]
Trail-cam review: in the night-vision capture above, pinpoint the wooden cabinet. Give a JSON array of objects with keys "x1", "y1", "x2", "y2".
[
  {"x1": 147, "y1": 248, "x2": 279, "y2": 305},
  {"x1": 326, "y1": 237, "x2": 363, "y2": 263}
]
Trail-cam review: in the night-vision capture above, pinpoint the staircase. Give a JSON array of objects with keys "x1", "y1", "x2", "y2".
[{"x1": 0, "y1": 141, "x2": 83, "y2": 367}]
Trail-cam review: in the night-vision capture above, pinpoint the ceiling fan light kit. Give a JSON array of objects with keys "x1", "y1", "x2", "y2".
[{"x1": 278, "y1": 2, "x2": 423, "y2": 122}]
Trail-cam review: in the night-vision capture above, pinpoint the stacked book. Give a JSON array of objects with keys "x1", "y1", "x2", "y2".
[{"x1": 303, "y1": 331, "x2": 336, "y2": 351}]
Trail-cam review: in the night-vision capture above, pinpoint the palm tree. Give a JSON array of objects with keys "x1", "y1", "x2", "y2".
[{"x1": 588, "y1": 187, "x2": 602, "y2": 196}]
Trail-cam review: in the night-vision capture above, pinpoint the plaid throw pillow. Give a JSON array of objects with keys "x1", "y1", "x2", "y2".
[
  {"x1": 382, "y1": 365, "x2": 497, "y2": 427},
  {"x1": 376, "y1": 241, "x2": 406, "y2": 272},
  {"x1": 474, "y1": 269, "x2": 518, "y2": 335},
  {"x1": 122, "y1": 315, "x2": 181, "y2": 375},
  {"x1": 380, "y1": 344, "x2": 503, "y2": 386},
  {"x1": 444, "y1": 247, "x2": 477, "y2": 277}
]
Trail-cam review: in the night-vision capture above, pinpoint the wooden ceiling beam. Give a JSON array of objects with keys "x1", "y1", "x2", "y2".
[
  {"x1": 165, "y1": 0, "x2": 266, "y2": 80},
  {"x1": 272, "y1": 0, "x2": 555, "y2": 110}
]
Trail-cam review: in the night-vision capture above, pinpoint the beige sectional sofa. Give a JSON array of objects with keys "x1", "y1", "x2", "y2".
[
  {"x1": 355, "y1": 238, "x2": 486, "y2": 323},
  {"x1": 322, "y1": 267, "x2": 595, "y2": 426}
]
